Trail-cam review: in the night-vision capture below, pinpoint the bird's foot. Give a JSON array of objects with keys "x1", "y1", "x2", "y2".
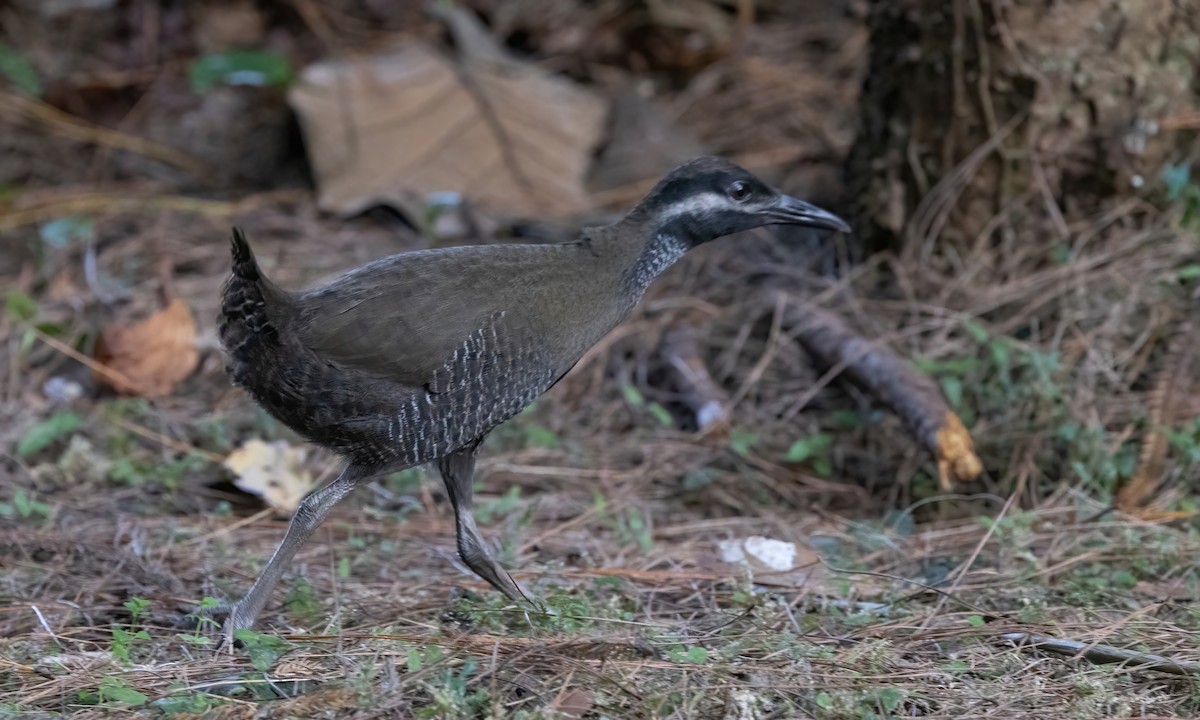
[
  {"x1": 171, "y1": 598, "x2": 234, "y2": 650},
  {"x1": 217, "y1": 602, "x2": 263, "y2": 652},
  {"x1": 174, "y1": 598, "x2": 259, "y2": 652}
]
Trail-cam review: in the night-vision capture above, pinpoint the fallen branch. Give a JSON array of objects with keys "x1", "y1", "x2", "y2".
[
  {"x1": 1116, "y1": 321, "x2": 1197, "y2": 521},
  {"x1": 1000, "y1": 632, "x2": 1200, "y2": 676},
  {"x1": 662, "y1": 322, "x2": 729, "y2": 433},
  {"x1": 781, "y1": 300, "x2": 983, "y2": 489}
]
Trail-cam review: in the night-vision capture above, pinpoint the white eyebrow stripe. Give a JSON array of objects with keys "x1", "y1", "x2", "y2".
[{"x1": 656, "y1": 192, "x2": 730, "y2": 222}]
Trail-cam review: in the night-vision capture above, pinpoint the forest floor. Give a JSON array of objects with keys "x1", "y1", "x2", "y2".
[{"x1": 2, "y1": 2, "x2": 1200, "y2": 719}]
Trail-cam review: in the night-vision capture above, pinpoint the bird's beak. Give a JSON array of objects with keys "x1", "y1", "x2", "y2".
[{"x1": 770, "y1": 195, "x2": 852, "y2": 233}]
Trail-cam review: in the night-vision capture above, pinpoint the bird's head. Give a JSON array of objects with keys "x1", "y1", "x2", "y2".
[{"x1": 630, "y1": 156, "x2": 850, "y2": 247}]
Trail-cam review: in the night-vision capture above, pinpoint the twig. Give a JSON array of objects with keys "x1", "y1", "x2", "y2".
[
  {"x1": 178, "y1": 508, "x2": 274, "y2": 547},
  {"x1": 30, "y1": 327, "x2": 146, "y2": 396},
  {"x1": 919, "y1": 449, "x2": 1030, "y2": 629},
  {"x1": 999, "y1": 632, "x2": 1200, "y2": 676},
  {"x1": 105, "y1": 414, "x2": 224, "y2": 464},
  {"x1": 29, "y1": 605, "x2": 64, "y2": 649},
  {"x1": 0, "y1": 91, "x2": 207, "y2": 176},
  {"x1": 728, "y1": 292, "x2": 787, "y2": 409},
  {"x1": 0, "y1": 188, "x2": 307, "y2": 232}
]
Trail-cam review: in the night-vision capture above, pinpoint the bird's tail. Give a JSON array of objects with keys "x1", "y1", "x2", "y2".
[{"x1": 219, "y1": 228, "x2": 285, "y2": 383}]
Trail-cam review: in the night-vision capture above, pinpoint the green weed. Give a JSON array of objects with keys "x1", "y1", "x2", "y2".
[{"x1": 78, "y1": 676, "x2": 147, "y2": 708}]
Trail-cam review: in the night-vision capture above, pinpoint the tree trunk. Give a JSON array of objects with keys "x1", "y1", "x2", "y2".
[{"x1": 847, "y1": 0, "x2": 1200, "y2": 260}]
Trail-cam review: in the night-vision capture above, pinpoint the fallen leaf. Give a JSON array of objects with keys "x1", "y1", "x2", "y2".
[
  {"x1": 288, "y1": 7, "x2": 607, "y2": 221},
  {"x1": 717, "y1": 535, "x2": 828, "y2": 589},
  {"x1": 223, "y1": 439, "x2": 315, "y2": 514},
  {"x1": 719, "y1": 535, "x2": 800, "y2": 572},
  {"x1": 552, "y1": 688, "x2": 595, "y2": 719},
  {"x1": 94, "y1": 298, "x2": 198, "y2": 397}
]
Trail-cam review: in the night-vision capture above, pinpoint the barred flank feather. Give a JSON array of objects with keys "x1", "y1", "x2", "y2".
[{"x1": 219, "y1": 227, "x2": 278, "y2": 361}]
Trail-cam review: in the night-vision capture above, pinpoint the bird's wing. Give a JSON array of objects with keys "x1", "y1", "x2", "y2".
[{"x1": 291, "y1": 246, "x2": 548, "y2": 392}]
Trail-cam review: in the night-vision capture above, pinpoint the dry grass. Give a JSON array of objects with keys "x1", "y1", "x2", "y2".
[{"x1": 2, "y1": 2, "x2": 1200, "y2": 718}]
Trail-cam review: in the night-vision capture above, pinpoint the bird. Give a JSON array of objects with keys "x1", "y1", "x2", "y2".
[{"x1": 216, "y1": 156, "x2": 850, "y2": 637}]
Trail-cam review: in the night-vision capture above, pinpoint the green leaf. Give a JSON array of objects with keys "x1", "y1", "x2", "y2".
[
  {"x1": 1177, "y1": 264, "x2": 1200, "y2": 280},
  {"x1": 988, "y1": 338, "x2": 1012, "y2": 372},
  {"x1": 941, "y1": 376, "x2": 964, "y2": 408},
  {"x1": 12, "y1": 489, "x2": 32, "y2": 518},
  {"x1": 189, "y1": 50, "x2": 292, "y2": 93},
  {"x1": 1111, "y1": 569, "x2": 1137, "y2": 589},
  {"x1": 232, "y1": 629, "x2": 290, "y2": 672},
  {"x1": 966, "y1": 614, "x2": 985, "y2": 627},
  {"x1": 684, "y1": 646, "x2": 708, "y2": 663},
  {"x1": 830, "y1": 409, "x2": 861, "y2": 427},
  {"x1": 17, "y1": 411, "x2": 83, "y2": 457},
  {"x1": 627, "y1": 510, "x2": 653, "y2": 552},
  {"x1": 124, "y1": 597, "x2": 151, "y2": 620},
  {"x1": 176, "y1": 633, "x2": 212, "y2": 646},
  {"x1": 1162, "y1": 163, "x2": 1191, "y2": 201},
  {"x1": 962, "y1": 319, "x2": 989, "y2": 343},
  {"x1": 729, "y1": 429, "x2": 758, "y2": 457},
  {"x1": 99, "y1": 677, "x2": 147, "y2": 706},
  {"x1": 814, "y1": 691, "x2": 833, "y2": 710},
  {"x1": 337, "y1": 556, "x2": 351, "y2": 579},
  {"x1": 285, "y1": 577, "x2": 321, "y2": 623},
  {"x1": 5, "y1": 289, "x2": 38, "y2": 322},
  {"x1": 621, "y1": 384, "x2": 645, "y2": 407},
  {"x1": 523, "y1": 423, "x2": 559, "y2": 448},
  {"x1": 154, "y1": 692, "x2": 212, "y2": 715},
  {"x1": 406, "y1": 646, "x2": 422, "y2": 672},
  {"x1": 783, "y1": 433, "x2": 833, "y2": 463},
  {"x1": 0, "y1": 42, "x2": 40, "y2": 96},
  {"x1": 682, "y1": 467, "x2": 717, "y2": 491},
  {"x1": 647, "y1": 402, "x2": 673, "y2": 426},
  {"x1": 878, "y1": 687, "x2": 904, "y2": 712}
]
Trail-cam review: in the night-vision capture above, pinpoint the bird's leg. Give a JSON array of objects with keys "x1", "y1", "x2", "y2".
[
  {"x1": 437, "y1": 444, "x2": 529, "y2": 604},
  {"x1": 222, "y1": 464, "x2": 371, "y2": 643}
]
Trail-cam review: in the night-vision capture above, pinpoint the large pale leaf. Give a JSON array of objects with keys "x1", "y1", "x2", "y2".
[
  {"x1": 289, "y1": 37, "x2": 607, "y2": 221},
  {"x1": 224, "y1": 439, "x2": 314, "y2": 514}
]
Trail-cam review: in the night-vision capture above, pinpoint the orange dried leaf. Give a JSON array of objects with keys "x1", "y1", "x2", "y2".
[
  {"x1": 935, "y1": 412, "x2": 984, "y2": 491},
  {"x1": 94, "y1": 298, "x2": 198, "y2": 397}
]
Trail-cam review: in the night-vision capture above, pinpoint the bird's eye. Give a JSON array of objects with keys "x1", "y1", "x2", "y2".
[{"x1": 727, "y1": 181, "x2": 750, "y2": 202}]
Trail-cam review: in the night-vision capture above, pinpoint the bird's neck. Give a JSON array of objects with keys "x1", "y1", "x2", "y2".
[{"x1": 590, "y1": 215, "x2": 692, "y2": 297}]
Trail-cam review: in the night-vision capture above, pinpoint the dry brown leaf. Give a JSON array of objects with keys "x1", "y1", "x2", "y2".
[
  {"x1": 552, "y1": 688, "x2": 595, "y2": 718},
  {"x1": 717, "y1": 535, "x2": 830, "y2": 589},
  {"x1": 224, "y1": 439, "x2": 315, "y2": 514},
  {"x1": 93, "y1": 298, "x2": 198, "y2": 397},
  {"x1": 289, "y1": 22, "x2": 607, "y2": 221}
]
